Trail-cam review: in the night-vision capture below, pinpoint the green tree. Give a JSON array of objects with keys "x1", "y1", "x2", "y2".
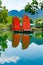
[
  {"x1": 24, "y1": 0, "x2": 38, "y2": 14},
  {"x1": 24, "y1": 0, "x2": 43, "y2": 14},
  {"x1": 0, "y1": 0, "x2": 8, "y2": 24},
  {"x1": 0, "y1": 0, "x2": 3, "y2": 23},
  {"x1": 2, "y1": 6, "x2": 8, "y2": 24},
  {"x1": 42, "y1": 23, "x2": 43, "y2": 28},
  {"x1": 0, "y1": 0, "x2": 2, "y2": 8},
  {"x1": 30, "y1": 18, "x2": 33, "y2": 23},
  {"x1": 24, "y1": 3, "x2": 32, "y2": 13},
  {"x1": 34, "y1": 18, "x2": 43, "y2": 28},
  {"x1": 39, "y1": 1, "x2": 43, "y2": 10},
  {"x1": 31, "y1": 0, "x2": 38, "y2": 14}
]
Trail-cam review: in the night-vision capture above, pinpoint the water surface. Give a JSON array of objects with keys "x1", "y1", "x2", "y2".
[{"x1": 0, "y1": 31, "x2": 43, "y2": 65}]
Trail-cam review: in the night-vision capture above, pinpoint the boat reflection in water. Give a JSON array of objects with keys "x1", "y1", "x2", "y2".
[
  {"x1": 22, "y1": 34, "x2": 30, "y2": 49},
  {"x1": 0, "y1": 31, "x2": 43, "y2": 57},
  {"x1": 12, "y1": 34, "x2": 20, "y2": 47},
  {"x1": 0, "y1": 30, "x2": 43, "y2": 65},
  {"x1": 12, "y1": 33, "x2": 31, "y2": 49},
  {"x1": 12, "y1": 31, "x2": 43, "y2": 49}
]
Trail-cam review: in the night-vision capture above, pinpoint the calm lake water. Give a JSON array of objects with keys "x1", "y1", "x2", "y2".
[{"x1": 0, "y1": 31, "x2": 43, "y2": 65}]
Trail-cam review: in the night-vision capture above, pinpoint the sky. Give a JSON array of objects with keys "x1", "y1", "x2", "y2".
[{"x1": 2, "y1": 0, "x2": 43, "y2": 11}]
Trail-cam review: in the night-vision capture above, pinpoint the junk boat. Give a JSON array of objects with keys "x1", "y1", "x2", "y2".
[{"x1": 12, "y1": 15, "x2": 33, "y2": 34}]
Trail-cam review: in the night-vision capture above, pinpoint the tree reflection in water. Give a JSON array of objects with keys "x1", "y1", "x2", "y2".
[
  {"x1": 30, "y1": 31, "x2": 43, "y2": 45},
  {"x1": 12, "y1": 31, "x2": 43, "y2": 49},
  {"x1": 0, "y1": 32, "x2": 8, "y2": 56},
  {"x1": 34, "y1": 31, "x2": 43, "y2": 39},
  {"x1": 0, "y1": 31, "x2": 43, "y2": 56}
]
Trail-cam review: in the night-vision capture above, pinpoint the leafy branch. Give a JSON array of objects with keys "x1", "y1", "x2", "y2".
[{"x1": 24, "y1": 0, "x2": 43, "y2": 14}]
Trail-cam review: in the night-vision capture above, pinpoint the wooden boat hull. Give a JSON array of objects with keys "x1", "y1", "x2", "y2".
[{"x1": 13, "y1": 30, "x2": 33, "y2": 34}]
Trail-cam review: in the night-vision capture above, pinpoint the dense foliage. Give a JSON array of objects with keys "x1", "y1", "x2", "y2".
[
  {"x1": 34, "y1": 31, "x2": 43, "y2": 39},
  {"x1": 34, "y1": 18, "x2": 43, "y2": 28},
  {"x1": 0, "y1": 1, "x2": 8, "y2": 24},
  {"x1": 24, "y1": 0, "x2": 43, "y2": 14}
]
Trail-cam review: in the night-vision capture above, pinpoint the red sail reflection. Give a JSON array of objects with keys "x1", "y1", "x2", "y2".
[
  {"x1": 12, "y1": 34, "x2": 20, "y2": 47},
  {"x1": 22, "y1": 35, "x2": 30, "y2": 49}
]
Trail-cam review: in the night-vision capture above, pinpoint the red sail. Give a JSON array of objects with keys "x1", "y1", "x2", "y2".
[
  {"x1": 12, "y1": 17, "x2": 20, "y2": 31},
  {"x1": 22, "y1": 15, "x2": 30, "y2": 31}
]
